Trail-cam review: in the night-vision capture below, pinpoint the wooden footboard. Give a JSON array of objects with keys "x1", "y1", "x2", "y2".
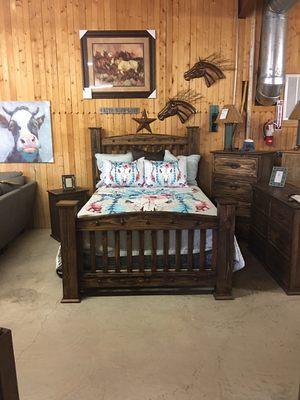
[{"x1": 58, "y1": 200, "x2": 235, "y2": 302}]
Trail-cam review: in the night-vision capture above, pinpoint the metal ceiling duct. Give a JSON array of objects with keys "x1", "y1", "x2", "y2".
[{"x1": 256, "y1": 0, "x2": 299, "y2": 106}]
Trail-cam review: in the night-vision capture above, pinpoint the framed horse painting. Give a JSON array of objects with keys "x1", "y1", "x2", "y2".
[{"x1": 80, "y1": 30, "x2": 156, "y2": 99}]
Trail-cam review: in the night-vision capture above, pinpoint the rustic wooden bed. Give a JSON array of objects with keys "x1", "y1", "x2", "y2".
[{"x1": 57, "y1": 126, "x2": 236, "y2": 303}]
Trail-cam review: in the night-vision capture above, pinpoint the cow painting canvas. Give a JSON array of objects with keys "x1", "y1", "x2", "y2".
[{"x1": 0, "y1": 101, "x2": 53, "y2": 163}]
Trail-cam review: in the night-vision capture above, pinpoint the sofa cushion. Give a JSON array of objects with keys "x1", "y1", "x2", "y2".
[{"x1": 0, "y1": 172, "x2": 25, "y2": 196}]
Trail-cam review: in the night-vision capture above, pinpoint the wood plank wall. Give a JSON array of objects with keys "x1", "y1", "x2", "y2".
[{"x1": 0, "y1": 0, "x2": 299, "y2": 228}]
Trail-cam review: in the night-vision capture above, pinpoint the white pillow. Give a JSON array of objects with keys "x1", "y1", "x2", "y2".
[
  {"x1": 97, "y1": 159, "x2": 144, "y2": 187},
  {"x1": 144, "y1": 159, "x2": 187, "y2": 187},
  {"x1": 95, "y1": 152, "x2": 133, "y2": 173},
  {"x1": 164, "y1": 150, "x2": 201, "y2": 186}
]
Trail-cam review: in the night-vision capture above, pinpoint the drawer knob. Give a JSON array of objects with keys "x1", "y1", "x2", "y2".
[
  {"x1": 230, "y1": 184, "x2": 240, "y2": 190},
  {"x1": 229, "y1": 162, "x2": 240, "y2": 169}
]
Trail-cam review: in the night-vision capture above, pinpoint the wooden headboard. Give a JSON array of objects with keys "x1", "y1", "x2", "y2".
[{"x1": 89, "y1": 127, "x2": 200, "y2": 188}]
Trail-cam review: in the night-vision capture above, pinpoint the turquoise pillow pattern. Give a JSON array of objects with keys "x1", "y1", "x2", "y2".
[{"x1": 164, "y1": 150, "x2": 201, "y2": 186}]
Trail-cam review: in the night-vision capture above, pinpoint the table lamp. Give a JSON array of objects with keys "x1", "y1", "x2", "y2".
[
  {"x1": 289, "y1": 101, "x2": 300, "y2": 150},
  {"x1": 216, "y1": 105, "x2": 243, "y2": 150}
]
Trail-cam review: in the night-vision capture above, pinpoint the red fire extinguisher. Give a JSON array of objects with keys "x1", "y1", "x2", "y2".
[{"x1": 263, "y1": 120, "x2": 276, "y2": 146}]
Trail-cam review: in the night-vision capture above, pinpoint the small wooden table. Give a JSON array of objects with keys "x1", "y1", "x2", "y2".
[{"x1": 48, "y1": 187, "x2": 89, "y2": 241}]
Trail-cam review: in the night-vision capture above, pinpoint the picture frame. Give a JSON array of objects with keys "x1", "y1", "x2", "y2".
[
  {"x1": 62, "y1": 175, "x2": 76, "y2": 191},
  {"x1": 80, "y1": 30, "x2": 156, "y2": 99},
  {"x1": 269, "y1": 167, "x2": 288, "y2": 187}
]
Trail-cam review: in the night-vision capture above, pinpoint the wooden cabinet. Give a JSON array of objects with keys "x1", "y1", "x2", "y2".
[
  {"x1": 0, "y1": 328, "x2": 19, "y2": 400},
  {"x1": 250, "y1": 184, "x2": 300, "y2": 295},
  {"x1": 48, "y1": 188, "x2": 89, "y2": 241},
  {"x1": 211, "y1": 151, "x2": 275, "y2": 238}
]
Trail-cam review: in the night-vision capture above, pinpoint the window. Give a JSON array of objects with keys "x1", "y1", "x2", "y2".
[{"x1": 283, "y1": 74, "x2": 300, "y2": 120}]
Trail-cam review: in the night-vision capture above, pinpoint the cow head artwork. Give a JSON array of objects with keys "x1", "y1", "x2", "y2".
[{"x1": 0, "y1": 105, "x2": 45, "y2": 162}]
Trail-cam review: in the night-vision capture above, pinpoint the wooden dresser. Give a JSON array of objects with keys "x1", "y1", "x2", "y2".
[
  {"x1": 211, "y1": 151, "x2": 275, "y2": 238},
  {"x1": 250, "y1": 184, "x2": 300, "y2": 295}
]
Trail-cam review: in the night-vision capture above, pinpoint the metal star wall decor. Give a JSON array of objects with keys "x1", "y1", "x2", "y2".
[{"x1": 132, "y1": 109, "x2": 156, "y2": 133}]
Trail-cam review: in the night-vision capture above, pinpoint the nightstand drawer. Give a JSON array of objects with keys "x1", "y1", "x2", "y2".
[
  {"x1": 270, "y1": 198, "x2": 294, "y2": 231},
  {"x1": 212, "y1": 178, "x2": 252, "y2": 202},
  {"x1": 214, "y1": 156, "x2": 258, "y2": 178}
]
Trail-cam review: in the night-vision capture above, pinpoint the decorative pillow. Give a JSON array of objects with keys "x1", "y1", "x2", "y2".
[
  {"x1": 164, "y1": 150, "x2": 201, "y2": 186},
  {"x1": 0, "y1": 171, "x2": 25, "y2": 196},
  {"x1": 144, "y1": 159, "x2": 187, "y2": 187},
  {"x1": 95, "y1": 152, "x2": 133, "y2": 173},
  {"x1": 97, "y1": 159, "x2": 144, "y2": 187},
  {"x1": 132, "y1": 147, "x2": 165, "y2": 161}
]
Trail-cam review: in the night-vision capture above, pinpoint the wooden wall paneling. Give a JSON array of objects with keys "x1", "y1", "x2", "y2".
[{"x1": 0, "y1": 0, "x2": 298, "y2": 227}]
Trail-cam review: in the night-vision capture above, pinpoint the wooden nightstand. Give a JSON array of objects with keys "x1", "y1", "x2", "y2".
[
  {"x1": 48, "y1": 187, "x2": 89, "y2": 241},
  {"x1": 211, "y1": 150, "x2": 276, "y2": 239},
  {"x1": 250, "y1": 184, "x2": 300, "y2": 295}
]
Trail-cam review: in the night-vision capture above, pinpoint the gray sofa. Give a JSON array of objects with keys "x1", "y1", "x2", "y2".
[{"x1": 0, "y1": 172, "x2": 36, "y2": 251}]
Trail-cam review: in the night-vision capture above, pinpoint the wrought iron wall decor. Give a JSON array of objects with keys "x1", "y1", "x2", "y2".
[
  {"x1": 184, "y1": 54, "x2": 234, "y2": 88},
  {"x1": 157, "y1": 90, "x2": 202, "y2": 124}
]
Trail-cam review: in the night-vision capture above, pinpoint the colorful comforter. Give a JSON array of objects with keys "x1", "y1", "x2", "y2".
[{"x1": 78, "y1": 186, "x2": 217, "y2": 218}]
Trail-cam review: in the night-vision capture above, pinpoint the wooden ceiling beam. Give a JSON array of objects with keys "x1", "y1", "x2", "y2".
[{"x1": 238, "y1": 0, "x2": 256, "y2": 18}]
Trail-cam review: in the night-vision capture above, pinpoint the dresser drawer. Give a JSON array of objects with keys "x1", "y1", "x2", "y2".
[
  {"x1": 270, "y1": 198, "x2": 294, "y2": 231},
  {"x1": 268, "y1": 223, "x2": 291, "y2": 258},
  {"x1": 266, "y1": 244, "x2": 290, "y2": 286},
  {"x1": 251, "y1": 208, "x2": 268, "y2": 237},
  {"x1": 212, "y1": 178, "x2": 252, "y2": 202},
  {"x1": 253, "y1": 188, "x2": 269, "y2": 215},
  {"x1": 249, "y1": 229, "x2": 267, "y2": 262},
  {"x1": 214, "y1": 156, "x2": 258, "y2": 178}
]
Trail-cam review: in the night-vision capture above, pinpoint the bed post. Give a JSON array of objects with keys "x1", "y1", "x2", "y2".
[
  {"x1": 89, "y1": 127, "x2": 103, "y2": 189},
  {"x1": 57, "y1": 200, "x2": 81, "y2": 303},
  {"x1": 186, "y1": 126, "x2": 200, "y2": 154},
  {"x1": 214, "y1": 199, "x2": 236, "y2": 300}
]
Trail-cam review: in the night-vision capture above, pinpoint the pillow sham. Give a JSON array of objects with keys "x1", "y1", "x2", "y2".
[
  {"x1": 144, "y1": 159, "x2": 187, "y2": 187},
  {"x1": 164, "y1": 150, "x2": 201, "y2": 186},
  {"x1": 132, "y1": 147, "x2": 164, "y2": 161},
  {"x1": 95, "y1": 152, "x2": 133, "y2": 173},
  {"x1": 97, "y1": 159, "x2": 144, "y2": 187}
]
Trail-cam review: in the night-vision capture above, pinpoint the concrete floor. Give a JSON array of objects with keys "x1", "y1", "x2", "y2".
[{"x1": 0, "y1": 229, "x2": 299, "y2": 400}]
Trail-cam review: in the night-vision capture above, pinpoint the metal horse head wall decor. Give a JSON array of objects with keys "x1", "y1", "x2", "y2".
[
  {"x1": 157, "y1": 90, "x2": 202, "y2": 124},
  {"x1": 184, "y1": 54, "x2": 234, "y2": 88}
]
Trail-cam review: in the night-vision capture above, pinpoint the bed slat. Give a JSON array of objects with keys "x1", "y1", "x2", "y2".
[
  {"x1": 188, "y1": 230, "x2": 194, "y2": 270},
  {"x1": 175, "y1": 230, "x2": 181, "y2": 271},
  {"x1": 127, "y1": 230, "x2": 133, "y2": 272},
  {"x1": 151, "y1": 230, "x2": 157, "y2": 272},
  {"x1": 102, "y1": 231, "x2": 108, "y2": 272},
  {"x1": 115, "y1": 231, "x2": 120, "y2": 272},
  {"x1": 163, "y1": 230, "x2": 169, "y2": 272},
  {"x1": 89, "y1": 231, "x2": 96, "y2": 272},
  {"x1": 139, "y1": 231, "x2": 145, "y2": 272},
  {"x1": 200, "y1": 229, "x2": 206, "y2": 270}
]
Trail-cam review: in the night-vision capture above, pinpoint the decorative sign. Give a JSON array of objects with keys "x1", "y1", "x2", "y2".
[{"x1": 99, "y1": 107, "x2": 140, "y2": 115}]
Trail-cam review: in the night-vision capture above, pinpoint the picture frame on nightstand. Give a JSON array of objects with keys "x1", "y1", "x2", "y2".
[
  {"x1": 62, "y1": 175, "x2": 76, "y2": 191},
  {"x1": 269, "y1": 167, "x2": 288, "y2": 187}
]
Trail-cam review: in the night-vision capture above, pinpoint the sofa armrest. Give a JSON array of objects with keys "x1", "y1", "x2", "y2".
[{"x1": 0, "y1": 181, "x2": 37, "y2": 250}]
